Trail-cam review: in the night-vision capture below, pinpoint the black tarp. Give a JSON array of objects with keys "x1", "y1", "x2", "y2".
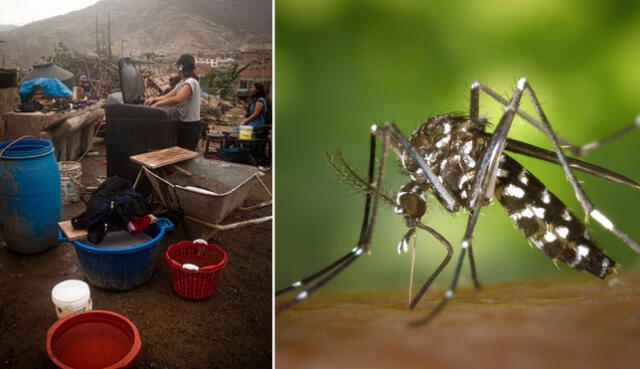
[{"x1": 20, "y1": 63, "x2": 74, "y2": 89}]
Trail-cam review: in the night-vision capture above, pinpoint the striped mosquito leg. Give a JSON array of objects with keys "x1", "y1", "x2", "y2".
[
  {"x1": 480, "y1": 81, "x2": 640, "y2": 158},
  {"x1": 276, "y1": 133, "x2": 379, "y2": 312},
  {"x1": 277, "y1": 125, "x2": 397, "y2": 312},
  {"x1": 275, "y1": 249, "x2": 359, "y2": 296},
  {"x1": 520, "y1": 81, "x2": 640, "y2": 254},
  {"x1": 477, "y1": 82, "x2": 584, "y2": 156},
  {"x1": 276, "y1": 247, "x2": 364, "y2": 314}
]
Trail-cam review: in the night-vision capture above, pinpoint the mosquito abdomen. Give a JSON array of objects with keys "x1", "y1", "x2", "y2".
[{"x1": 494, "y1": 154, "x2": 616, "y2": 279}]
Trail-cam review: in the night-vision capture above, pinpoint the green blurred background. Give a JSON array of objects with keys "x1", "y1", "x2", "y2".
[{"x1": 275, "y1": 0, "x2": 640, "y2": 291}]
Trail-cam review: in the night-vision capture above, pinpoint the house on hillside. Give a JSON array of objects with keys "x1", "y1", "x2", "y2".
[
  {"x1": 236, "y1": 63, "x2": 272, "y2": 98},
  {"x1": 195, "y1": 55, "x2": 236, "y2": 69}
]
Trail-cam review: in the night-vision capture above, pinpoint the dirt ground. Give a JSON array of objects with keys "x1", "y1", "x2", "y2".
[{"x1": 0, "y1": 138, "x2": 272, "y2": 368}]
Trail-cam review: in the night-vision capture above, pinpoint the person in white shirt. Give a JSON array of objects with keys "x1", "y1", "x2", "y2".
[{"x1": 144, "y1": 54, "x2": 206, "y2": 150}]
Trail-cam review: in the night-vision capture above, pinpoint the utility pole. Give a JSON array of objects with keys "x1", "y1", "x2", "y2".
[
  {"x1": 120, "y1": 40, "x2": 127, "y2": 58},
  {"x1": 107, "y1": 13, "x2": 112, "y2": 61},
  {"x1": 95, "y1": 16, "x2": 99, "y2": 55}
]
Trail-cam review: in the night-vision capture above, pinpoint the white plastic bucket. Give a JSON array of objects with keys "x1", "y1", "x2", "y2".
[
  {"x1": 58, "y1": 161, "x2": 82, "y2": 204},
  {"x1": 51, "y1": 279, "x2": 92, "y2": 319},
  {"x1": 239, "y1": 125, "x2": 253, "y2": 140}
]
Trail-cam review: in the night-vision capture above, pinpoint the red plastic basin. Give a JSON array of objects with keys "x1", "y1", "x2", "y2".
[{"x1": 46, "y1": 310, "x2": 142, "y2": 369}]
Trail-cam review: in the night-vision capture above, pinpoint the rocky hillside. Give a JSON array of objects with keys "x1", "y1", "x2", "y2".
[
  {"x1": 0, "y1": 25, "x2": 18, "y2": 32},
  {"x1": 0, "y1": 0, "x2": 271, "y2": 67}
]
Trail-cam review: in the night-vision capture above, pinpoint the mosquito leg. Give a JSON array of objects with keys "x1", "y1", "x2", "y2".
[
  {"x1": 478, "y1": 83, "x2": 640, "y2": 157},
  {"x1": 466, "y1": 242, "x2": 482, "y2": 290},
  {"x1": 275, "y1": 248, "x2": 362, "y2": 314},
  {"x1": 275, "y1": 249, "x2": 359, "y2": 296},
  {"x1": 470, "y1": 81, "x2": 481, "y2": 120},
  {"x1": 276, "y1": 128, "x2": 393, "y2": 312},
  {"x1": 409, "y1": 210, "x2": 482, "y2": 326},
  {"x1": 519, "y1": 81, "x2": 640, "y2": 253},
  {"x1": 408, "y1": 223, "x2": 453, "y2": 309},
  {"x1": 577, "y1": 116, "x2": 640, "y2": 156}
]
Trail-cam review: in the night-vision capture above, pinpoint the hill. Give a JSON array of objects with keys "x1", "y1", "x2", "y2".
[{"x1": 0, "y1": 0, "x2": 271, "y2": 67}]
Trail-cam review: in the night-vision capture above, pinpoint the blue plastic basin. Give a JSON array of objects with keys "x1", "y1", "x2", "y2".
[{"x1": 60, "y1": 218, "x2": 174, "y2": 291}]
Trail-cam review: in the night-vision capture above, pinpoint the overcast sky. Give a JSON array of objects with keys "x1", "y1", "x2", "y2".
[{"x1": 0, "y1": 0, "x2": 102, "y2": 26}]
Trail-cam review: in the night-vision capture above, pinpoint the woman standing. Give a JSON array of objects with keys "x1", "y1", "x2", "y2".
[
  {"x1": 144, "y1": 54, "x2": 206, "y2": 150},
  {"x1": 241, "y1": 83, "x2": 270, "y2": 128}
]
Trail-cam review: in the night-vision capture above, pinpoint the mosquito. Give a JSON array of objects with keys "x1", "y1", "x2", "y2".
[{"x1": 276, "y1": 78, "x2": 640, "y2": 326}]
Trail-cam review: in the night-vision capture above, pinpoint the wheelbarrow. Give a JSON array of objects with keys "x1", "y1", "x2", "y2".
[{"x1": 130, "y1": 147, "x2": 272, "y2": 240}]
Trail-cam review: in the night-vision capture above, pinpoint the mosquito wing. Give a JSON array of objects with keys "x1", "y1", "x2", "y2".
[{"x1": 475, "y1": 131, "x2": 640, "y2": 190}]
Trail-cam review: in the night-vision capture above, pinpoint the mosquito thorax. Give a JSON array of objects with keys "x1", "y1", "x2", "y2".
[{"x1": 401, "y1": 114, "x2": 488, "y2": 212}]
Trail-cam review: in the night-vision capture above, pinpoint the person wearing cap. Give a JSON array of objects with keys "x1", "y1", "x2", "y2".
[
  {"x1": 79, "y1": 75, "x2": 92, "y2": 97},
  {"x1": 144, "y1": 54, "x2": 205, "y2": 151}
]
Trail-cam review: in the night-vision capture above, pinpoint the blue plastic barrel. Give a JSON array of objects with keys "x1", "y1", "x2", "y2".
[
  {"x1": 0, "y1": 139, "x2": 61, "y2": 254},
  {"x1": 59, "y1": 218, "x2": 174, "y2": 291}
]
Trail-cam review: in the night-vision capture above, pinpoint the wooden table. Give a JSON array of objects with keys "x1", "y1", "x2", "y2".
[{"x1": 129, "y1": 146, "x2": 199, "y2": 189}]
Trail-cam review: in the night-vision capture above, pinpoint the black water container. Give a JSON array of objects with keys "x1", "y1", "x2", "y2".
[
  {"x1": 20, "y1": 62, "x2": 75, "y2": 88},
  {"x1": 106, "y1": 58, "x2": 176, "y2": 193}
]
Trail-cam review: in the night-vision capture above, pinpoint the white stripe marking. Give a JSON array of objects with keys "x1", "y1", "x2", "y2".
[
  {"x1": 591, "y1": 210, "x2": 613, "y2": 230},
  {"x1": 518, "y1": 169, "x2": 529, "y2": 185},
  {"x1": 296, "y1": 291, "x2": 308, "y2": 300},
  {"x1": 397, "y1": 238, "x2": 409, "y2": 254},
  {"x1": 570, "y1": 245, "x2": 590, "y2": 267},
  {"x1": 436, "y1": 135, "x2": 450, "y2": 148},
  {"x1": 517, "y1": 77, "x2": 527, "y2": 91},
  {"x1": 462, "y1": 141, "x2": 473, "y2": 155},
  {"x1": 293, "y1": 281, "x2": 302, "y2": 287},
  {"x1": 520, "y1": 207, "x2": 534, "y2": 218},
  {"x1": 600, "y1": 258, "x2": 610, "y2": 277},
  {"x1": 459, "y1": 173, "x2": 472, "y2": 189},
  {"x1": 445, "y1": 289, "x2": 454, "y2": 299},
  {"x1": 463, "y1": 155, "x2": 476, "y2": 168},
  {"x1": 426, "y1": 152, "x2": 437, "y2": 164},
  {"x1": 577, "y1": 245, "x2": 590, "y2": 257},
  {"x1": 562, "y1": 209, "x2": 572, "y2": 221},
  {"x1": 556, "y1": 226, "x2": 569, "y2": 239},
  {"x1": 504, "y1": 184, "x2": 525, "y2": 198},
  {"x1": 541, "y1": 190, "x2": 550, "y2": 204},
  {"x1": 532, "y1": 239, "x2": 545, "y2": 250},
  {"x1": 532, "y1": 206, "x2": 546, "y2": 219},
  {"x1": 544, "y1": 232, "x2": 557, "y2": 242},
  {"x1": 440, "y1": 158, "x2": 448, "y2": 171}
]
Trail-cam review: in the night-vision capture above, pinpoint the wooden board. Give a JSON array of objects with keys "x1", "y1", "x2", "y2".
[
  {"x1": 58, "y1": 215, "x2": 157, "y2": 242},
  {"x1": 129, "y1": 146, "x2": 198, "y2": 169}
]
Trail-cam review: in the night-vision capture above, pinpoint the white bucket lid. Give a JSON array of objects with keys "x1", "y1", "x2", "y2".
[{"x1": 52, "y1": 279, "x2": 90, "y2": 303}]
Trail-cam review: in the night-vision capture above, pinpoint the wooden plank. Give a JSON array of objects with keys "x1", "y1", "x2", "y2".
[
  {"x1": 58, "y1": 215, "x2": 158, "y2": 242},
  {"x1": 129, "y1": 146, "x2": 198, "y2": 169}
]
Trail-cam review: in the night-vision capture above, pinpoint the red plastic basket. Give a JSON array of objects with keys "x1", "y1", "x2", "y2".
[{"x1": 165, "y1": 240, "x2": 228, "y2": 300}]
